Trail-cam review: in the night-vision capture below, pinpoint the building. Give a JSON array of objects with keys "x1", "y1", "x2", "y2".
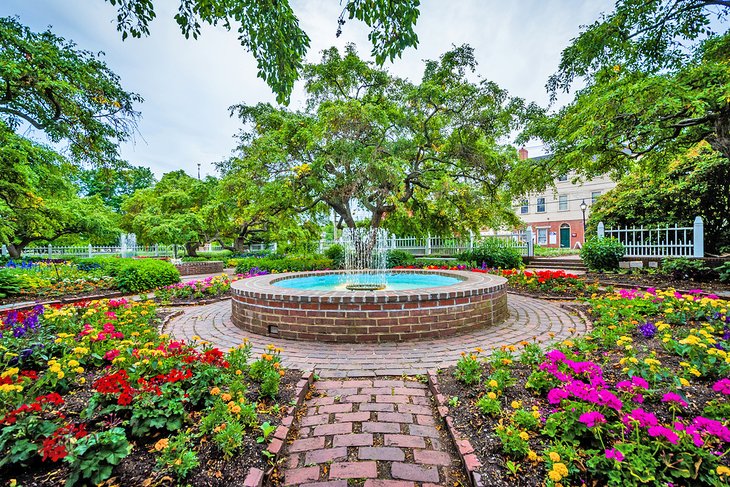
[{"x1": 514, "y1": 148, "x2": 616, "y2": 249}]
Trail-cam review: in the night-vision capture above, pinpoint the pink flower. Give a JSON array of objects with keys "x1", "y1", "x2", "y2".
[
  {"x1": 548, "y1": 388, "x2": 570, "y2": 404},
  {"x1": 103, "y1": 349, "x2": 120, "y2": 361},
  {"x1": 712, "y1": 379, "x2": 730, "y2": 395},
  {"x1": 662, "y1": 392, "x2": 688, "y2": 408},
  {"x1": 605, "y1": 448, "x2": 624, "y2": 462},
  {"x1": 623, "y1": 408, "x2": 658, "y2": 428},
  {"x1": 579, "y1": 411, "x2": 607, "y2": 428},
  {"x1": 648, "y1": 425, "x2": 679, "y2": 444}
]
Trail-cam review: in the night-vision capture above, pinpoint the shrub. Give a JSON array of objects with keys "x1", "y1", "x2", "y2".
[
  {"x1": 181, "y1": 250, "x2": 233, "y2": 262},
  {"x1": 235, "y1": 257, "x2": 332, "y2": 274},
  {"x1": 580, "y1": 238, "x2": 625, "y2": 271},
  {"x1": 115, "y1": 259, "x2": 180, "y2": 293},
  {"x1": 386, "y1": 249, "x2": 416, "y2": 268},
  {"x1": 76, "y1": 257, "x2": 126, "y2": 276},
  {"x1": 459, "y1": 238, "x2": 523, "y2": 269},
  {"x1": 717, "y1": 262, "x2": 730, "y2": 283},
  {"x1": 324, "y1": 244, "x2": 345, "y2": 269},
  {"x1": 662, "y1": 258, "x2": 717, "y2": 281},
  {"x1": 0, "y1": 269, "x2": 21, "y2": 298}
]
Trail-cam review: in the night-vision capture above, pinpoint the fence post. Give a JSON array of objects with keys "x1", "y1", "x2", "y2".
[
  {"x1": 87, "y1": 244, "x2": 93, "y2": 258},
  {"x1": 693, "y1": 216, "x2": 704, "y2": 258},
  {"x1": 318, "y1": 240, "x2": 323, "y2": 254},
  {"x1": 525, "y1": 227, "x2": 534, "y2": 257},
  {"x1": 154, "y1": 244, "x2": 159, "y2": 257},
  {"x1": 469, "y1": 231, "x2": 474, "y2": 250},
  {"x1": 0, "y1": 245, "x2": 5, "y2": 257},
  {"x1": 47, "y1": 243, "x2": 52, "y2": 259},
  {"x1": 597, "y1": 222, "x2": 605, "y2": 239},
  {"x1": 426, "y1": 234, "x2": 432, "y2": 255}
]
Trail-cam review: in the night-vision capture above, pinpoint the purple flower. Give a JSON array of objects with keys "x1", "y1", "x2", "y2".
[
  {"x1": 605, "y1": 448, "x2": 624, "y2": 462},
  {"x1": 547, "y1": 388, "x2": 570, "y2": 404},
  {"x1": 579, "y1": 411, "x2": 607, "y2": 428},
  {"x1": 648, "y1": 425, "x2": 679, "y2": 444},
  {"x1": 623, "y1": 408, "x2": 659, "y2": 428},
  {"x1": 638, "y1": 322, "x2": 657, "y2": 338},
  {"x1": 712, "y1": 379, "x2": 730, "y2": 395},
  {"x1": 662, "y1": 392, "x2": 688, "y2": 408}
]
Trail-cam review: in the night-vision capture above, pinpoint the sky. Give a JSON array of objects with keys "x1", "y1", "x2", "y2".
[{"x1": 2, "y1": 0, "x2": 613, "y2": 178}]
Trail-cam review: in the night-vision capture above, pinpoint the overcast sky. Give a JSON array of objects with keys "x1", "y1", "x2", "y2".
[{"x1": 2, "y1": 0, "x2": 613, "y2": 178}]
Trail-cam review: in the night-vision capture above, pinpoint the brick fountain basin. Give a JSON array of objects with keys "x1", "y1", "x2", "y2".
[{"x1": 230, "y1": 269, "x2": 508, "y2": 343}]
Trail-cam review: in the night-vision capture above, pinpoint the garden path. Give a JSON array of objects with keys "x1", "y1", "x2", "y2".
[
  {"x1": 163, "y1": 294, "x2": 587, "y2": 377},
  {"x1": 278, "y1": 378, "x2": 464, "y2": 486}
]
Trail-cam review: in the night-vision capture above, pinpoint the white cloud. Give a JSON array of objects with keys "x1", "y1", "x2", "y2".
[{"x1": 2, "y1": 0, "x2": 612, "y2": 175}]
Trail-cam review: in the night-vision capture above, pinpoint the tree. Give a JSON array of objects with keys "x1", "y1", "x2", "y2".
[
  {"x1": 588, "y1": 143, "x2": 730, "y2": 253},
  {"x1": 228, "y1": 45, "x2": 535, "y2": 240},
  {"x1": 0, "y1": 16, "x2": 141, "y2": 164},
  {"x1": 0, "y1": 122, "x2": 119, "y2": 258},
  {"x1": 121, "y1": 170, "x2": 216, "y2": 256},
  {"x1": 522, "y1": 1, "x2": 730, "y2": 178},
  {"x1": 101, "y1": 0, "x2": 420, "y2": 104},
  {"x1": 77, "y1": 164, "x2": 155, "y2": 212}
]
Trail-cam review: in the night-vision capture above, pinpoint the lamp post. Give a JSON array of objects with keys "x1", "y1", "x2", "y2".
[
  {"x1": 197, "y1": 163, "x2": 201, "y2": 180},
  {"x1": 580, "y1": 199, "x2": 588, "y2": 242}
]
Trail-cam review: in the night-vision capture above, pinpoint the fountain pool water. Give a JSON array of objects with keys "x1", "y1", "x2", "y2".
[{"x1": 273, "y1": 272, "x2": 461, "y2": 291}]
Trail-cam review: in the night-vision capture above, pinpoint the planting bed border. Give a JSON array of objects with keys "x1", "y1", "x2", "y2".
[{"x1": 231, "y1": 269, "x2": 508, "y2": 343}]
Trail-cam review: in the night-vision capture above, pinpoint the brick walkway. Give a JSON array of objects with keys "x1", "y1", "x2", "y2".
[
  {"x1": 163, "y1": 293, "x2": 586, "y2": 377},
  {"x1": 282, "y1": 378, "x2": 464, "y2": 486}
]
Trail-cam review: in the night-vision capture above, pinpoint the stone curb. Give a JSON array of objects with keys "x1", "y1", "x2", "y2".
[
  {"x1": 158, "y1": 310, "x2": 185, "y2": 333},
  {"x1": 507, "y1": 290, "x2": 578, "y2": 301},
  {"x1": 426, "y1": 370, "x2": 483, "y2": 487},
  {"x1": 242, "y1": 369, "x2": 315, "y2": 487}
]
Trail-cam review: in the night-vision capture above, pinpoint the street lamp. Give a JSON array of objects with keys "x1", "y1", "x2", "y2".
[{"x1": 580, "y1": 199, "x2": 588, "y2": 242}]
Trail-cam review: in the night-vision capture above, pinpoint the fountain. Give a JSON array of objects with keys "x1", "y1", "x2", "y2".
[{"x1": 230, "y1": 229, "x2": 509, "y2": 343}]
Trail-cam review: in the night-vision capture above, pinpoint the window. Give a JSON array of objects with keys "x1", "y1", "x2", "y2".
[
  {"x1": 558, "y1": 194, "x2": 568, "y2": 211},
  {"x1": 536, "y1": 197, "x2": 546, "y2": 213},
  {"x1": 558, "y1": 174, "x2": 568, "y2": 182},
  {"x1": 537, "y1": 228, "x2": 548, "y2": 245},
  {"x1": 591, "y1": 191, "x2": 601, "y2": 204},
  {"x1": 520, "y1": 199, "x2": 529, "y2": 214}
]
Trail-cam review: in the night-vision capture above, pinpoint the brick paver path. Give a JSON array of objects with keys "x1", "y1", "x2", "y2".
[
  {"x1": 163, "y1": 293, "x2": 586, "y2": 377},
  {"x1": 283, "y1": 378, "x2": 463, "y2": 486}
]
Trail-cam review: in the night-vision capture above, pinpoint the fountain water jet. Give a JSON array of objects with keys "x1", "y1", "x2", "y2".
[{"x1": 340, "y1": 227, "x2": 389, "y2": 291}]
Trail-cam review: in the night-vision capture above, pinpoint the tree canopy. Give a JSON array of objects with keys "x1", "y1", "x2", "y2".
[
  {"x1": 522, "y1": 1, "x2": 730, "y2": 179},
  {"x1": 102, "y1": 0, "x2": 421, "y2": 104},
  {"x1": 77, "y1": 164, "x2": 155, "y2": 212},
  {"x1": 227, "y1": 44, "x2": 538, "y2": 237},
  {"x1": 0, "y1": 16, "x2": 142, "y2": 165}
]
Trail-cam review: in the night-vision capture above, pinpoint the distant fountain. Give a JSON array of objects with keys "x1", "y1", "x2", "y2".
[{"x1": 341, "y1": 227, "x2": 389, "y2": 291}]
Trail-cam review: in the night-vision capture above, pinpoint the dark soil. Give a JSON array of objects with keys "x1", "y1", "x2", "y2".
[
  {"x1": 154, "y1": 290, "x2": 232, "y2": 306},
  {"x1": 436, "y1": 313, "x2": 727, "y2": 486},
  {"x1": 0, "y1": 289, "x2": 122, "y2": 308},
  {"x1": 586, "y1": 272, "x2": 730, "y2": 294}
]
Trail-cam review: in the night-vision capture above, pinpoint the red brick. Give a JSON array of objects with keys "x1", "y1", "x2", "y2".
[
  {"x1": 305, "y1": 447, "x2": 348, "y2": 465},
  {"x1": 358, "y1": 447, "x2": 405, "y2": 461},
  {"x1": 318, "y1": 403, "x2": 352, "y2": 414},
  {"x1": 289, "y1": 437, "x2": 325, "y2": 453},
  {"x1": 329, "y1": 461, "x2": 377, "y2": 479},
  {"x1": 464, "y1": 453, "x2": 482, "y2": 471},
  {"x1": 284, "y1": 466, "x2": 320, "y2": 485},
  {"x1": 383, "y1": 434, "x2": 426, "y2": 448},
  {"x1": 364, "y1": 482, "x2": 415, "y2": 487},
  {"x1": 332, "y1": 433, "x2": 373, "y2": 447},
  {"x1": 378, "y1": 412, "x2": 413, "y2": 423},
  {"x1": 341, "y1": 394, "x2": 371, "y2": 403},
  {"x1": 243, "y1": 467, "x2": 264, "y2": 486},
  {"x1": 334, "y1": 412, "x2": 371, "y2": 423},
  {"x1": 302, "y1": 482, "x2": 348, "y2": 487},
  {"x1": 396, "y1": 404, "x2": 432, "y2": 415},
  {"x1": 267, "y1": 438, "x2": 284, "y2": 454},
  {"x1": 408, "y1": 424, "x2": 440, "y2": 438},
  {"x1": 313, "y1": 422, "x2": 353, "y2": 437},
  {"x1": 301, "y1": 414, "x2": 331, "y2": 427},
  {"x1": 415, "y1": 415, "x2": 436, "y2": 426},
  {"x1": 274, "y1": 425, "x2": 289, "y2": 440},
  {"x1": 361, "y1": 422, "x2": 401, "y2": 434},
  {"x1": 309, "y1": 397, "x2": 335, "y2": 406},
  {"x1": 375, "y1": 395, "x2": 411, "y2": 404},
  {"x1": 413, "y1": 449, "x2": 453, "y2": 466},
  {"x1": 390, "y1": 462, "x2": 439, "y2": 483},
  {"x1": 359, "y1": 403, "x2": 394, "y2": 412},
  {"x1": 456, "y1": 438, "x2": 474, "y2": 455}
]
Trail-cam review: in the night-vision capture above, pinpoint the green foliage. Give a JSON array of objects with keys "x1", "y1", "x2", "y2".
[
  {"x1": 580, "y1": 238, "x2": 625, "y2": 271},
  {"x1": 459, "y1": 239, "x2": 523, "y2": 269},
  {"x1": 114, "y1": 259, "x2": 180, "y2": 293},
  {"x1": 64, "y1": 427, "x2": 132, "y2": 487},
  {"x1": 0, "y1": 16, "x2": 141, "y2": 164},
  {"x1": 662, "y1": 258, "x2": 716, "y2": 281},
  {"x1": 212, "y1": 421, "x2": 244, "y2": 459},
  {"x1": 386, "y1": 249, "x2": 416, "y2": 268},
  {"x1": 101, "y1": 0, "x2": 421, "y2": 104},
  {"x1": 0, "y1": 269, "x2": 21, "y2": 298},
  {"x1": 454, "y1": 351, "x2": 482, "y2": 385},
  {"x1": 77, "y1": 164, "x2": 155, "y2": 212},
  {"x1": 495, "y1": 424, "x2": 530, "y2": 458},
  {"x1": 475, "y1": 395, "x2": 501, "y2": 417},
  {"x1": 324, "y1": 244, "x2": 345, "y2": 269},
  {"x1": 180, "y1": 250, "x2": 233, "y2": 262},
  {"x1": 156, "y1": 432, "x2": 199, "y2": 479},
  {"x1": 234, "y1": 256, "x2": 332, "y2": 274},
  {"x1": 717, "y1": 262, "x2": 730, "y2": 283}
]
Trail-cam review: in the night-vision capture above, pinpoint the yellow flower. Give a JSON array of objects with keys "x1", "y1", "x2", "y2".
[
  {"x1": 56, "y1": 371, "x2": 65, "y2": 379},
  {"x1": 549, "y1": 470, "x2": 563, "y2": 482},
  {"x1": 549, "y1": 452, "x2": 561, "y2": 463},
  {"x1": 154, "y1": 438, "x2": 169, "y2": 451},
  {"x1": 488, "y1": 380, "x2": 498, "y2": 388},
  {"x1": 221, "y1": 393, "x2": 232, "y2": 402},
  {"x1": 487, "y1": 392, "x2": 497, "y2": 400},
  {"x1": 75, "y1": 367, "x2": 85, "y2": 374},
  {"x1": 210, "y1": 387, "x2": 221, "y2": 396},
  {"x1": 511, "y1": 400, "x2": 521, "y2": 409},
  {"x1": 717, "y1": 466, "x2": 730, "y2": 476},
  {"x1": 235, "y1": 369, "x2": 243, "y2": 375},
  {"x1": 519, "y1": 431, "x2": 529, "y2": 441},
  {"x1": 527, "y1": 450, "x2": 538, "y2": 462},
  {"x1": 1, "y1": 367, "x2": 19, "y2": 378},
  {"x1": 550, "y1": 462, "x2": 569, "y2": 480},
  {"x1": 679, "y1": 378, "x2": 690, "y2": 387}
]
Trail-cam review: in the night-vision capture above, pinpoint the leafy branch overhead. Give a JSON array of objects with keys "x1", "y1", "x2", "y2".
[{"x1": 104, "y1": 0, "x2": 421, "y2": 104}]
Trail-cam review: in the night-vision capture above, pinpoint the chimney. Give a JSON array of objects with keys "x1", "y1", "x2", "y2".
[{"x1": 518, "y1": 147, "x2": 529, "y2": 160}]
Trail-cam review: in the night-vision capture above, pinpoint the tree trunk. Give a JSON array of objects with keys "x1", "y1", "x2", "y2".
[
  {"x1": 6, "y1": 243, "x2": 22, "y2": 259},
  {"x1": 709, "y1": 106, "x2": 730, "y2": 162},
  {"x1": 184, "y1": 242, "x2": 199, "y2": 258}
]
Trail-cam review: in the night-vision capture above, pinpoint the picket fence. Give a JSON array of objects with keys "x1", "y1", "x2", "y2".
[{"x1": 597, "y1": 216, "x2": 704, "y2": 258}]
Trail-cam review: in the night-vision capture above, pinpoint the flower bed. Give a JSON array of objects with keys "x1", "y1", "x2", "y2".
[
  {"x1": 498, "y1": 269, "x2": 600, "y2": 299},
  {"x1": 438, "y1": 287, "x2": 730, "y2": 486},
  {"x1": 154, "y1": 272, "x2": 270, "y2": 305},
  {"x1": 0, "y1": 298, "x2": 298, "y2": 486}
]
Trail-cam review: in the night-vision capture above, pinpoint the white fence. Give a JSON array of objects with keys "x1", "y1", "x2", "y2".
[
  {"x1": 598, "y1": 217, "x2": 704, "y2": 258},
  {"x1": 2, "y1": 244, "x2": 180, "y2": 259},
  {"x1": 318, "y1": 231, "x2": 533, "y2": 257}
]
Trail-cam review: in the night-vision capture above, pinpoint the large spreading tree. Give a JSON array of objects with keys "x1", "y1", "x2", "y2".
[
  {"x1": 101, "y1": 0, "x2": 421, "y2": 104},
  {"x1": 227, "y1": 44, "x2": 537, "y2": 239},
  {"x1": 77, "y1": 164, "x2": 155, "y2": 212}
]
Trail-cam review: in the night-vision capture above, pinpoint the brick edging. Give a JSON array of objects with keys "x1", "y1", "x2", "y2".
[
  {"x1": 157, "y1": 310, "x2": 185, "y2": 333},
  {"x1": 559, "y1": 303, "x2": 594, "y2": 334},
  {"x1": 596, "y1": 280, "x2": 728, "y2": 298},
  {"x1": 155, "y1": 295, "x2": 232, "y2": 307},
  {"x1": 243, "y1": 370, "x2": 315, "y2": 487},
  {"x1": 507, "y1": 290, "x2": 578, "y2": 301},
  {"x1": 426, "y1": 370, "x2": 483, "y2": 487},
  {"x1": 0, "y1": 291, "x2": 126, "y2": 313}
]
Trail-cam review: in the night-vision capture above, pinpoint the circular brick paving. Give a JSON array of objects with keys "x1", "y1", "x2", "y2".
[{"x1": 163, "y1": 294, "x2": 586, "y2": 377}]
